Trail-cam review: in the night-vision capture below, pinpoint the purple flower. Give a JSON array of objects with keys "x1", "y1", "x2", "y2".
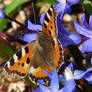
[
  {"x1": 57, "y1": 16, "x2": 81, "y2": 48},
  {"x1": 59, "y1": 62, "x2": 92, "y2": 91},
  {"x1": 56, "y1": 0, "x2": 80, "y2": 20},
  {"x1": 0, "y1": 8, "x2": 6, "y2": 19},
  {"x1": 74, "y1": 13, "x2": 92, "y2": 53},
  {"x1": 23, "y1": 33, "x2": 37, "y2": 43},
  {"x1": 63, "y1": 63, "x2": 92, "y2": 83}
]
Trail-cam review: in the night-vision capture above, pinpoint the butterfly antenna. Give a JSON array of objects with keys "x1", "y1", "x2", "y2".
[{"x1": 32, "y1": 2, "x2": 36, "y2": 24}]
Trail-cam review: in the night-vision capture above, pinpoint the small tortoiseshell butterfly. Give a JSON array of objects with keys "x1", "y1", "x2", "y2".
[{"x1": 3, "y1": 5, "x2": 64, "y2": 85}]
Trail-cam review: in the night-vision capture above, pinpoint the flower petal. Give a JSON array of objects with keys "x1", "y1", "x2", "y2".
[
  {"x1": 60, "y1": 37, "x2": 75, "y2": 48},
  {"x1": 60, "y1": 3, "x2": 71, "y2": 20},
  {"x1": 50, "y1": 70, "x2": 59, "y2": 92},
  {"x1": 89, "y1": 15, "x2": 92, "y2": 30},
  {"x1": 44, "y1": 70, "x2": 59, "y2": 91},
  {"x1": 81, "y1": 38, "x2": 92, "y2": 53},
  {"x1": 32, "y1": 88, "x2": 40, "y2": 92},
  {"x1": 68, "y1": 33, "x2": 81, "y2": 44},
  {"x1": 67, "y1": 62, "x2": 74, "y2": 70},
  {"x1": 23, "y1": 33, "x2": 37, "y2": 43},
  {"x1": 40, "y1": 13, "x2": 45, "y2": 25},
  {"x1": 57, "y1": 0, "x2": 66, "y2": 4},
  {"x1": 91, "y1": 58, "x2": 92, "y2": 66},
  {"x1": 59, "y1": 75, "x2": 66, "y2": 82},
  {"x1": 60, "y1": 33, "x2": 81, "y2": 48},
  {"x1": 56, "y1": 3, "x2": 65, "y2": 14},
  {"x1": 60, "y1": 80, "x2": 76, "y2": 92},
  {"x1": 84, "y1": 73, "x2": 92, "y2": 85},
  {"x1": 0, "y1": 8, "x2": 6, "y2": 19},
  {"x1": 39, "y1": 84, "x2": 51, "y2": 92},
  {"x1": 81, "y1": 13, "x2": 89, "y2": 28},
  {"x1": 60, "y1": 37, "x2": 71, "y2": 47},
  {"x1": 73, "y1": 67, "x2": 92, "y2": 80},
  {"x1": 67, "y1": 0, "x2": 80, "y2": 5},
  {"x1": 28, "y1": 19, "x2": 42, "y2": 31},
  {"x1": 37, "y1": 79, "x2": 44, "y2": 85},
  {"x1": 74, "y1": 21, "x2": 92, "y2": 38}
]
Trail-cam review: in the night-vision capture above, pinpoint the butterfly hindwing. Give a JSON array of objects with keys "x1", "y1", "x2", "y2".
[
  {"x1": 3, "y1": 42, "x2": 34, "y2": 79},
  {"x1": 43, "y1": 5, "x2": 57, "y2": 38},
  {"x1": 28, "y1": 66, "x2": 53, "y2": 85},
  {"x1": 28, "y1": 40, "x2": 64, "y2": 85},
  {"x1": 54, "y1": 39, "x2": 64, "y2": 71}
]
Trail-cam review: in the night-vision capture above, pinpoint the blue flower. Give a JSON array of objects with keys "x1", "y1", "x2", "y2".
[
  {"x1": 74, "y1": 13, "x2": 92, "y2": 53},
  {"x1": 56, "y1": 0, "x2": 80, "y2": 20},
  {"x1": 57, "y1": 16, "x2": 81, "y2": 48},
  {"x1": 0, "y1": 8, "x2": 6, "y2": 19},
  {"x1": 59, "y1": 62, "x2": 92, "y2": 89}
]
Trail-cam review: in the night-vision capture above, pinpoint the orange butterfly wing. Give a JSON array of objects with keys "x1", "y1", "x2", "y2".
[
  {"x1": 28, "y1": 40, "x2": 64, "y2": 85},
  {"x1": 43, "y1": 5, "x2": 57, "y2": 38},
  {"x1": 3, "y1": 42, "x2": 34, "y2": 79},
  {"x1": 28, "y1": 5, "x2": 64, "y2": 85}
]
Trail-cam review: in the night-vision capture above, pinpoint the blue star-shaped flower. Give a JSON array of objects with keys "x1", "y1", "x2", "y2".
[
  {"x1": 74, "y1": 13, "x2": 92, "y2": 53},
  {"x1": 60, "y1": 62, "x2": 92, "y2": 85}
]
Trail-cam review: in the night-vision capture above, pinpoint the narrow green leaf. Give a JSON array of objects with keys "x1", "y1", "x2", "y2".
[
  {"x1": 0, "y1": 37, "x2": 15, "y2": 62},
  {"x1": 0, "y1": 0, "x2": 30, "y2": 31},
  {"x1": 5, "y1": 0, "x2": 30, "y2": 15}
]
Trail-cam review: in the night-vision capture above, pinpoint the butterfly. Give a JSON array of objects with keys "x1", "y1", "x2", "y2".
[{"x1": 3, "y1": 5, "x2": 64, "y2": 85}]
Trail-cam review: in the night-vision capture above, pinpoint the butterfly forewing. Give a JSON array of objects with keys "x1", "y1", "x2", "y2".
[
  {"x1": 3, "y1": 42, "x2": 34, "y2": 79},
  {"x1": 43, "y1": 5, "x2": 57, "y2": 38}
]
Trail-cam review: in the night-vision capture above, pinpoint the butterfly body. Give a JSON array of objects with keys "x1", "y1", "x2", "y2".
[
  {"x1": 31, "y1": 32, "x2": 56, "y2": 68},
  {"x1": 3, "y1": 5, "x2": 64, "y2": 85}
]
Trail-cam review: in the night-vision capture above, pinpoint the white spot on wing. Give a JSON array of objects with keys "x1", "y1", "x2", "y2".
[
  {"x1": 22, "y1": 48, "x2": 25, "y2": 57},
  {"x1": 53, "y1": 37, "x2": 57, "y2": 45},
  {"x1": 29, "y1": 66, "x2": 36, "y2": 73},
  {"x1": 50, "y1": 7, "x2": 53, "y2": 11},
  {"x1": 47, "y1": 12, "x2": 50, "y2": 19},
  {"x1": 7, "y1": 61, "x2": 10, "y2": 68},
  {"x1": 28, "y1": 67, "x2": 41, "y2": 74},
  {"x1": 44, "y1": 20, "x2": 48, "y2": 25},
  {"x1": 13, "y1": 54, "x2": 18, "y2": 62}
]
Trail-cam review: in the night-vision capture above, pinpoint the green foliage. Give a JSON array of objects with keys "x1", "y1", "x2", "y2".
[
  {"x1": 0, "y1": 0, "x2": 30, "y2": 31},
  {"x1": 0, "y1": 37, "x2": 15, "y2": 61},
  {"x1": 82, "y1": 0, "x2": 92, "y2": 15},
  {"x1": 36, "y1": 0, "x2": 57, "y2": 7}
]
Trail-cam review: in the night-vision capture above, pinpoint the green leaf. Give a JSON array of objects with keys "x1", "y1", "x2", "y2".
[
  {"x1": 83, "y1": 0, "x2": 92, "y2": 15},
  {"x1": 0, "y1": 37, "x2": 15, "y2": 62},
  {"x1": 25, "y1": 76, "x2": 39, "y2": 89},
  {"x1": 36, "y1": 0, "x2": 57, "y2": 7},
  {"x1": 0, "y1": 0, "x2": 30, "y2": 31}
]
